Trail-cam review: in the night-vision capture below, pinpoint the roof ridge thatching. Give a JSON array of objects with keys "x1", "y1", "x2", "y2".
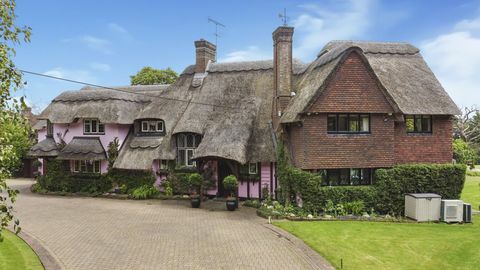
[{"x1": 58, "y1": 136, "x2": 106, "y2": 160}]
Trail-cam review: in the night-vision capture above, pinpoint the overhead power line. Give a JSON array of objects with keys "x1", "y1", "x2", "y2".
[{"x1": 19, "y1": 69, "x2": 243, "y2": 110}]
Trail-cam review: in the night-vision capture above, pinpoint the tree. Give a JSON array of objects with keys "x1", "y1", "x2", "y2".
[
  {"x1": 0, "y1": 0, "x2": 31, "y2": 240},
  {"x1": 130, "y1": 67, "x2": 178, "y2": 85},
  {"x1": 453, "y1": 139, "x2": 477, "y2": 168},
  {"x1": 454, "y1": 106, "x2": 480, "y2": 144}
]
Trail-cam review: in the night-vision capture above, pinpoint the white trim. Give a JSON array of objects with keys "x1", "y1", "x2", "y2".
[
  {"x1": 84, "y1": 119, "x2": 105, "y2": 134},
  {"x1": 141, "y1": 120, "x2": 164, "y2": 133},
  {"x1": 248, "y1": 162, "x2": 258, "y2": 175}
]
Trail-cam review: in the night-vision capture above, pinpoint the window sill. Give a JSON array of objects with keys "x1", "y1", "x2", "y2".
[
  {"x1": 83, "y1": 133, "x2": 105, "y2": 135},
  {"x1": 406, "y1": 132, "x2": 432, "y2": 136},
  {"x1": 327, "y1": 132, "x2": 370, "y2": 136}
]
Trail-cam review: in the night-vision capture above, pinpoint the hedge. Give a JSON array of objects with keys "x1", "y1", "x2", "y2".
[
  {"x1": 374, "y1": 164, "x2": 466, "y2": 215},
  {"x1": 282, "y1": 162, "x2": 466, "y2": 216}
]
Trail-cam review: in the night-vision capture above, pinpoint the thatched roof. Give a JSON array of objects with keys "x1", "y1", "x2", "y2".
[
  {"x1": 32, "y1": 119, "x2": 47, "y2": 130},
  {"x1": 39, "y1": 88, "x2": 151, "y2": 124},
  {"x1": 57, "y1": 137, "x2": 106, "y2": 160},
  {"x1": 38, "y1": 40, "x2": 458, "y2": 167},
  {"x1": 113, "y1": 132, "x2": 174, "y2": 170},
  {"x1": 281, "y1": 41, "x2": 460, "y2": 123},
  {"x1": 28, "y1": 137, "x2": 59, "y2": 157}
]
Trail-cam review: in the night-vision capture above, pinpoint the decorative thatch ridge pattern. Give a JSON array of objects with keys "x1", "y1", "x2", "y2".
[
  {"x1": 28, "y1": 137, "x2": 59, "y2": 157},
  {"x1": 57, "y1": 137, "x2": 106, "y2": 160},
  {"x1": 281, "y1": 41, "x2": 460, "y2": 123}
]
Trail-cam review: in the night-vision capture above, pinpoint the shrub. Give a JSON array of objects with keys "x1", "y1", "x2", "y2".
[
  {"x1": 466, "y1": 170, "x2": 480, "y2": 177},
  {"x1": 223, "y1": 175, "x2": 238, "y2": 196},
  {"x1": 30, "y1": 183, "x2": 45, "y2": 193},
  {"x1": 453, "y1": 139, "x2": 477, "y2": 167},
  {"x1": 188, "y1": 173, "x2": 203, "y2": 194},
  {"x1": 130, "y1": 185, "x2": 159, "y2": 200},
  {"x1": 107, "y1": 169, "x2": 155, "y2": 192},
  {"x1": 374, "y1": 164, "x2": 466, "y2": 215},
  {"x1": 166, "y1": 172, "x2": 191, "y2": 195}
]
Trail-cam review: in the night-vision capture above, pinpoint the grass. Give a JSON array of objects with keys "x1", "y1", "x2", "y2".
[
  {"x1": 0, "y1": 231, "x2": 44, "y2": 270},
  {"x1": 275, "y1": 175, "x2": 480, "y2": 270},
  {"x1": 462, "y1": 176, "x2": 480, "y2": 210}
]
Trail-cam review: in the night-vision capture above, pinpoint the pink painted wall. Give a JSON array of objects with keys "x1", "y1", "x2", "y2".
[
  {"x1": 36, "y1": 121, "x2": 131, "y2": 174},
  {"x1": 237, "y1": 163, "x2": 275, "y2": 199}
]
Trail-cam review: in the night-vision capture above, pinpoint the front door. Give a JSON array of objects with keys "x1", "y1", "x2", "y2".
[{"x1": 217, "y1": 160, "x2": 232, "y2": 197}]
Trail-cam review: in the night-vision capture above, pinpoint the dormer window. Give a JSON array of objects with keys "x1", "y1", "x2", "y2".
[
  {"x1": 141, "y1": 120, "x2": 164, "y2": 133},
  {"x1": 84, "y1": 119, "x2": 105, "y2": 135}
]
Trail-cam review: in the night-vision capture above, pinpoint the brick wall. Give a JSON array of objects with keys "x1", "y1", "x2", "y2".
[
  {"x1": 285, "y1": 50, "x2": 453, "y2": 169},
  {"x1": 289, "y1": 114, "x2": 395, "y2": 169},
  {"x1": 309, "y1": 51, "x2": 394, "y2": 113},
  {"x1": 394, "y1": 116, "x2": 453, "y2": 164}
]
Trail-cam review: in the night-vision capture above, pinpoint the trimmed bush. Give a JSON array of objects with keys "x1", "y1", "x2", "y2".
[
  {"x1": 374, "y1": 164, "x2": 466, "y2": 215},
  {"x1": 107, "y1": 169, "x2": 155, "y2": 193},
  {"x1": 223, "y1": 175, "x2": 238, "y2": 196}
]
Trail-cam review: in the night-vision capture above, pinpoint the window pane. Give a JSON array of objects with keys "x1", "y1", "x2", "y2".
[
  {"x1": 339, "y1": 169, "x2": 350, "y2": 185},
  {"x1": 350, "y1": 168, "x2": 361, "y2": 185},
  {"x1": 186, "y1": 134, "x2": 194, "y2": 147},
  {"x1": 327, "y1": 115, "x2": 337, "y2": 132},
  {"x1": 249, "y1": 163, "x2": 257, "y2": 174},
  {"x1": 361, "y1": 169, "x2": 371, "y2": 185},
  {"x1": 349, "y1": 115, "x2": 359, "y2": 132},
  {"x1": 195, "y1": 135, "x2": 202, "y2": 147},
  {"x1": 177, "y1": 135, "x2": 185, "y2": 147},
  {"x1": 187, "y1": 149, "x2": 194, "y2": 166},
  {"x1": 406, "y1": 116, "x2": 414, "y2": 132},
  {"x1": 422, "y1": 116, "x2": 431, "y2": 132},
  {"x1": 157, "y1": 121, "x2": 163, "y2": 132},
  {"x1": 91, "y1": 120, "x2": 97, "y2": 133},
  {"x1": 360, "y1": 115, "x2": 369, "y2": 132},
  {"x1": 98, "y1": 123, "x2": 105, "y2": 133},
  {"x1": 178, "y1": 149, "x2": 186, "y2": 165},
  {"x1": 142, "y1": 121, "x2": 148, "y2": 132},
  {"x1": 327, "y1": 169, "x2": 340, "y2": 186},
  {"x1": 414, "y1": 116, "x2": 422, "y2": 132},
  {"x1": 84, "y1": 122, "x2": 91, "y2": 133},
  {"x1": 80, "y1": 161, "x2": 87, "y2": 172},
  {"x1": 338, "y1": 114, "x2": 348, "y2": 132}
]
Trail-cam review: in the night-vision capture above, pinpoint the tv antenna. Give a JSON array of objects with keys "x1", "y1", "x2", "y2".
[
  {"x1": 278, "y1": 8, "x2": 290, "y2": 26},
  {"x1": 208, "y1": 17, "x2": 226, "y2": 49}
]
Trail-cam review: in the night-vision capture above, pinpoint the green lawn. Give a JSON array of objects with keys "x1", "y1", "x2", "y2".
[
  {"x1": 275, "y1": 176, "x2": 480, "y2": 270},
  {"x1": 462, "y1": 175, "x2": 480, "y2": 210},
  {"x1": 0, "y1": 231, "x2": 43, "y2": 270}
]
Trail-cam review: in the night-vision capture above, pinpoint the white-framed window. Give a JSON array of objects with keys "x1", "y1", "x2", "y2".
[
  {"x1": 72, "y1": 160, "x2": 101, "y2": 173},
  {"x1": 141, "y1": 120, "x2": 164, "y2": 133},
  {"x1": 248, "y1": 163, "x2": 258, "y2": 175},
  {"x1": 84, "y1": 119, "x2": 105, "y2": 134},
  {"x1": 159, "y1": 160, "x2": 168, "y2": 170},
  {"x1": 176, "y1": 133, "x2": 201, "y2": 167}
]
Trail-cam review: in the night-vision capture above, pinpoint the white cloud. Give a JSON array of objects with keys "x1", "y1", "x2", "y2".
[
  {"x1": 293, "y1": 0, "x2": 375, "y2": 60},
  {"x1": 220, "y1": 46, "x2": 270, "y2": 62},
  {"x1": 80, "y1": 35, "x2": 112, "y2": 54},
  {"x1": 89, "y1": 62, "x2": 111, "y2": 72},
  {"x1": 43, "y1": 67, "x2": 97, "y2": 83},
  {"x1": 421, "y1": 16, "x2": 480, "y2": 108}
]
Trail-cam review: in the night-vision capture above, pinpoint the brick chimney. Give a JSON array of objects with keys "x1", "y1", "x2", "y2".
[
  {"x1": 194, "y1": 39, "x2": 216, "y2": 73},
  {"x1": 272, "y1": 26, "x2": 294, "y2": 125}
]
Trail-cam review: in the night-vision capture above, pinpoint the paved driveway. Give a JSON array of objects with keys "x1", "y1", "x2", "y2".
[{"x1": 9, "y1": 179, "x2": 324, "y2": 270}]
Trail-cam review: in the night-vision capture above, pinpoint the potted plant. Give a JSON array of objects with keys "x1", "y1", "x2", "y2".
[
  {"x1": 223, "y1": 175, "x2": 239, "y2": 211},
  {"x1": 188, "y1": 173, "x2": 203, "y2": 208}
]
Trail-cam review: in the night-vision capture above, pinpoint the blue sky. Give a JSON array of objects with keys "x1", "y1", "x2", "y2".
[{"x1": 13, "y1": 0, "x2": 480, "y2": 112}]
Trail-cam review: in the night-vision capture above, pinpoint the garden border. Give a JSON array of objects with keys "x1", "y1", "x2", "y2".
[{"x1": 9, "y1": 228, "x2": 64, "y2": 270}]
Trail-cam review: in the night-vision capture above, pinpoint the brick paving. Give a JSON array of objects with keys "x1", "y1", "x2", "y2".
[{"x1": 9, "y1": 179, "x2": 327, "y2": 270}]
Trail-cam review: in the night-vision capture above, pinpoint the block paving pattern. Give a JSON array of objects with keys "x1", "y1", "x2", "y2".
[{"x1": 10, "y1": 179, "x2": 320, "y2": 270}]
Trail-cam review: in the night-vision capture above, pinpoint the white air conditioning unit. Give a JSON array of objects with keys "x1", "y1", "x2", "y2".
[{"x1": 440, "y1": 200, "x2": 464, "y2": 223}]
